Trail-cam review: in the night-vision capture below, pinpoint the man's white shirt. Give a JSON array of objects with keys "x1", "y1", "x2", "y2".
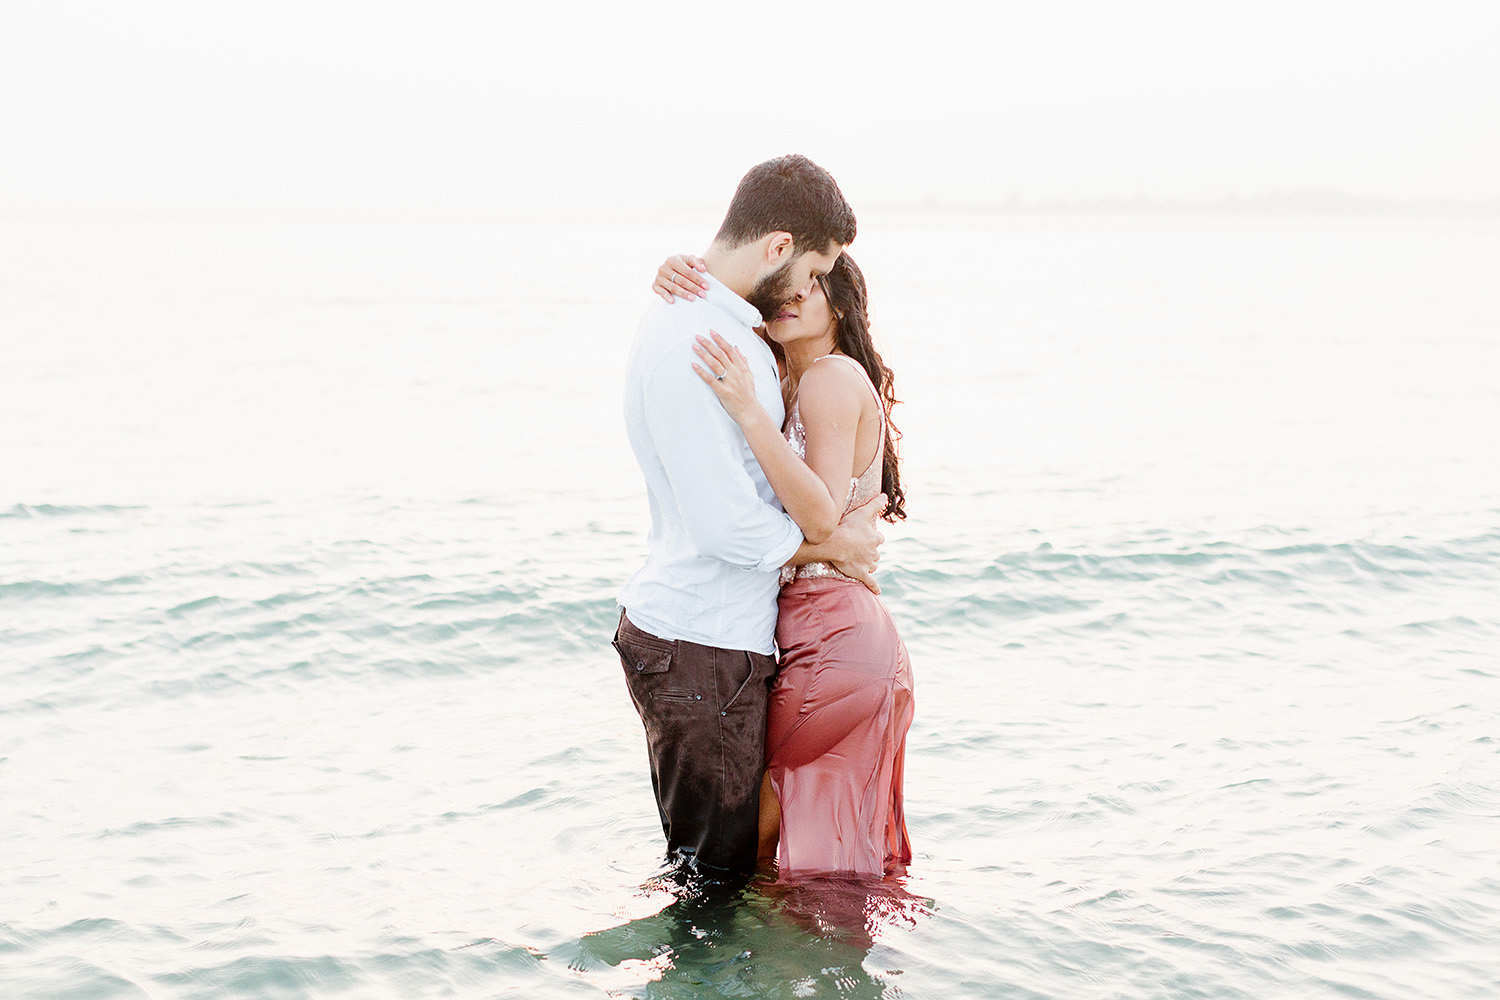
[{"x1": 618, "y1": 274, "x2": 802, "y2": 654}]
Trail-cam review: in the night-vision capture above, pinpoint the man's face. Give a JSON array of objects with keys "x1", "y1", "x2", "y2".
[{"x1": 747, "y1": 243, "x2": 844, "y2": 322}]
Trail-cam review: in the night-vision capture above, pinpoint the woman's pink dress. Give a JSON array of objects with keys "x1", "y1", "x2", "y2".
[{"x1": 769, "y1": 354, "x2": 915, "y2": 878}]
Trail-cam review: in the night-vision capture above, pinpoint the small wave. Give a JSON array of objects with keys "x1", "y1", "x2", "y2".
[
  {"x1": 1399, "y1": 616, "x2": 1486, "y2": 634},
  {"x1": 1, "y1": 503, "x2": 146, "y2": 519},
  {"x1": 152, "y1": 954, "x2": 364, "y2": 996},
  {"x1": 2, "y1": 563, "x2": 625, "y2": 713},
  {"x1": 0, "y1": 575, "x2": 150, "y2": 599},
  {"x1": 158, "y1": 940, "x2": 551, "y2": 996},
  {"x1": 880, "y1": 523, "x2": 1500, "y2": 643},
  {"x1": 98, "y1": 812, "x2": 249, "y2": 839}
]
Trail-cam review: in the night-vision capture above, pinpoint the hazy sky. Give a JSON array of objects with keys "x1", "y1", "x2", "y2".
[{"x1": 3, "y1": 1, "x2": 1497, "y2": 215}]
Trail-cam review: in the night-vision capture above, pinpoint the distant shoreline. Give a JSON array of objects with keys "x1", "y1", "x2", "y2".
[
  {"x1": 873, "y1": 191, "x2": 1500, "y2": 219},
  {"x1": 4, "y1": 191, "x2": 1498, "y2": 225}
]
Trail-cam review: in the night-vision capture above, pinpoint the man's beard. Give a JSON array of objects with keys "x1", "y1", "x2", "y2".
[{"x1": 746, "y1": 258, "x2": 797, "y2": 323}]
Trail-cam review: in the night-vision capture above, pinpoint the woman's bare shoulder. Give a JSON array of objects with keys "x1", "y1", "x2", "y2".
[
  {"x1": 802, "y1": 354, "x2": 868, "y2": 387},
  {"x1": 798, "y1": 356, "x2": 873, "y2": 414}
]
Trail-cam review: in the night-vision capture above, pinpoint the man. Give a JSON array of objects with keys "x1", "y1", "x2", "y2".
[{"x1": 615, "y1": 155, "x2": 884, "y2": 874}]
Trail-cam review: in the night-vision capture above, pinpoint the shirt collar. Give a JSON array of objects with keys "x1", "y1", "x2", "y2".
[{"x1": 703, "y1": 272, "x2": 764, "y2": 330}]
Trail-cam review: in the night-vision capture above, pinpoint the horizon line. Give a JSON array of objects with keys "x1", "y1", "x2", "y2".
[{"x1": 869, "y1": 189, "x2": 1500, "y2": 218}]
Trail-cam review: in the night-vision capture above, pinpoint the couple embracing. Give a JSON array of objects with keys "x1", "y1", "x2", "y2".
[{"x1": 614, "y1": 155, "x2": 914, "y2": 880}]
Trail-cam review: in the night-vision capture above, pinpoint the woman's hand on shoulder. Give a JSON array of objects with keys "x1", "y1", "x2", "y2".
[
  {"x1": 652, "y1": 254, "x2": 710, "y2": 302},
  {"x1": 691, "y1": 331, "x2": 765, "y2": 428}
]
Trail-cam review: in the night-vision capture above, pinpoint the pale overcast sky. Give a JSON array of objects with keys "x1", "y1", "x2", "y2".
[{"x1": 2, "y1": 1, "x2": 1497, "y2": 215}]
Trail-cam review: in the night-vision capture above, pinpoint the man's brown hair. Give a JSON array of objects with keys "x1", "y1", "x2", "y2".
[{"x1": 714, "y1": 155, "x2": 857, "y2": 255}]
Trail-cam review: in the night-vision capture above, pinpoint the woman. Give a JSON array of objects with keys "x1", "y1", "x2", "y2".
[{"x1": 653, "y1": 252, "x2": 914, "y2": 879}]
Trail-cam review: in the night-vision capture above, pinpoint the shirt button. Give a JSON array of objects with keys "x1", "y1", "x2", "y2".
[
  {"x1": 695, "y1": 694, "x2": 702, "y2": 700},
  {"x1": 635, "y1": 661, "x2": 645, "y2": 671}
]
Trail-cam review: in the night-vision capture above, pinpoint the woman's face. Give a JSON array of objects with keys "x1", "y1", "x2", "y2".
[{"x1": 765, "y1": 278, "x2": 837, "y2": 348}]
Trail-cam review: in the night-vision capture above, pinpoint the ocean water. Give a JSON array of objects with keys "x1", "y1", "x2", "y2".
[{"x1": 2, "y1": 209, "x2": 1498, "y2": 998}]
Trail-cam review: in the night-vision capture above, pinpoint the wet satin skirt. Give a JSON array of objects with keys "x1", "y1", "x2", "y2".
[{"x1": 768, "y1": 576, "x2": 915, "y2": 877}]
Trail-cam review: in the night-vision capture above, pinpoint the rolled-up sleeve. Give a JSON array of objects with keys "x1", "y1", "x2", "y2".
[{"x1": 642, "y1": 348, "x2": 802, "y2": 572}]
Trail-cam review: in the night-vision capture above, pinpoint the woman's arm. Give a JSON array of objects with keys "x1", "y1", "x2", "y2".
[
  {"x1": 692, "y1": 333, "x2": 844, "y2": 543},
  {"x1": 787, "y1": 494, "x2": 886, "y2": 594}
]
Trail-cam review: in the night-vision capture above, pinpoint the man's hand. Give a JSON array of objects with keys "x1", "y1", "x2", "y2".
[{"x1": 824, "y1": 493, "x2": 886, "y2": 594}]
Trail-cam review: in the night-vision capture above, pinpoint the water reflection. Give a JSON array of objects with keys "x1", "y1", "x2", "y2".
[{"x1": 574, "y1": 867, "x2": 933, "y2": 997}]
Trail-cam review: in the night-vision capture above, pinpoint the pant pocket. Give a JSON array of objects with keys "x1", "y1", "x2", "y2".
[
  {"x1": 719, "y1": 654, "x2": 757, "y2": 714},
  {"x1": 653, "y1": 689, "x2": 704, "y2": 704},
  {"x1": 719, "y1": 650, "x2": 774, "y2": 716},
  {"x1": 614, "y1": 612, "x2": 673, "y2": 676}
]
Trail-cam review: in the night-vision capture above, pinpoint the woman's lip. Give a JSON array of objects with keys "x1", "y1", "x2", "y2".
[{"x1": 776, "y1": 311, "x2": 797, "y2": 321}]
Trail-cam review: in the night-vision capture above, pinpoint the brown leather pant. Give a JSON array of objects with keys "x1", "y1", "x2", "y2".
[{"x1": 614, "y1": 610, "x2": 777, "y2": 873}]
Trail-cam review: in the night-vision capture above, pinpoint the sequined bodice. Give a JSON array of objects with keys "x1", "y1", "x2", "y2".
[{"x1": 780, "y1": 355, "x2": 885, "y2": 586}]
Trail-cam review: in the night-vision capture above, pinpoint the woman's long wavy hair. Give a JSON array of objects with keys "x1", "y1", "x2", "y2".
[{"x1": 814, "y1": 253, "x2": 906, "y2": 522}]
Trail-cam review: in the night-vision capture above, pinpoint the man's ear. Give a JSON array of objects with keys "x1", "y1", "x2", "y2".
[{"x1": 764, "y1": 231, "x2": 794, "y2": 263}]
